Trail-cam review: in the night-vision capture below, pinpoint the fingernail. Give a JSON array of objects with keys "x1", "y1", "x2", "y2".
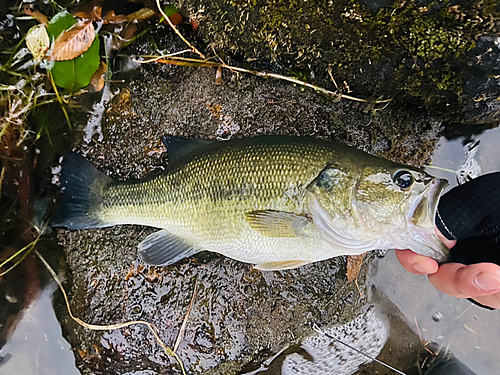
[
  {"x1": 475, "y1": 273, "x2": 500, "y2": 292},
  {"x1": 413, "y1": 261, "x2": 433, "y2": 274}
]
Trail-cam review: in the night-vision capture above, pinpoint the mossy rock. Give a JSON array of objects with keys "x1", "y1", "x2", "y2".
[{"x1": 178, "y1": 0, "x2": 500, "y2": 133}]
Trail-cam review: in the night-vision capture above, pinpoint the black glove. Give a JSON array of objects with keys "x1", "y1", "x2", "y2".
[
  {"x1": 435, "y1": 172, "x2": 500, "y2": 310},
  {"x1": 435, "y1": 172, "x2": 500, "y2": 266}
]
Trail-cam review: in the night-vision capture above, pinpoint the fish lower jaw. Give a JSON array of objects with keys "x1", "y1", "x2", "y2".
[{"x1": 384, "y1": 227, "x2": 449, "y2": 262}]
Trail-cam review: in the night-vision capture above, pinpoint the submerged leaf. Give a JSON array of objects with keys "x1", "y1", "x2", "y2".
[
  {"x1": 26, "y1": 24, "x2": 50, "y2": 59},
  {"x1": 51, "y1": 21, "x2": 95, "y2": 61}
]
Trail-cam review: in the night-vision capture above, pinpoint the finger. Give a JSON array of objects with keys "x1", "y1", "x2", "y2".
[
  {"x1": 428, "y1": 263, "x2": 500, "y2": 298},
  {"x1": 434, "y1": 228, "x2": 457, "y2": 249},
  {"x1": 395, "y1": 249, "x2": 439, "y2": 275},
  {"x1": 471, "y1": 294, "x2": 500, "y2": 310}
]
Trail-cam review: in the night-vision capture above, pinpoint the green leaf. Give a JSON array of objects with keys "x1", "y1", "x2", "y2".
[
  {"x1": 46, "y1": 11, "x2": 100, "y2": 91},
  {"x1": 159, "y1": 5, "x2": 179, "y2": 22},
  {"x1": 51, "y1": 36, "x2": 100, "y2": 91},
  {"x1": 46, "y1": 11, "x2": 77, "y2": 39}
]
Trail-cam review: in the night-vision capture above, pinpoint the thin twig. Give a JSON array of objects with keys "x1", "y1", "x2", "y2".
[
  {"x1": 0, "y1": 235, "x2": 40, "y2": 271},
  {"x1": 48, "y1": 71, "x2": 72, "y2": 130},
  {"x1": 155, "y1": 0, "x2": 205, "y2": 59},
  {"x1": 354, "y1": 279, "x2": 363, "y2": 299},
  {"x1": 136, "y1": 49, "x2": 193, "y2": 63},
  {"x1": 173, "y1": 276, "x2": 198, "y2": 352},
  {"x1": 424, "y1": 165, "x2": 458, "y2": 174},
  {"x1": 0, "y1": 165, "x2": 5, "y2": 204},
  {"x1": 35, "y1": 250, "x2": 187, "y2": 375}
]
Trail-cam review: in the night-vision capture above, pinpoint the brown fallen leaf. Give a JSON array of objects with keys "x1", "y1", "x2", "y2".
[
  {"x1": 190, "y1": 18, "x2": 199, "y2": 31},
  {"x1": 347, "y1": 253, "x2": 367, "y2": 298},
  {"x1": 51, "y1": 21, "x2": 95, "y2": 61},
  {"x1": 346, "y1": 253, "x2": 366, "y2": 282},
  {"x1": 101, "y1": 10, "x2": 129, "y2": 24},
  {"x1": 101, "y1": 8, "x2": 156, "y2": 24},
  {"x1": 128, "y1": 7, "x2": 157, "y2": 22},
  {"x1": 215, "y1": 66, "x2": 222, "y2": 85},
  {"x1": 89, "y1": 61, "x2": 107, "y2": 92},
  {"x1": 23, "y1": 5, "x2": 49, "y2": 24},
  {"x1": 166, "y1": 12, "x2": 183, "y2": 26}
]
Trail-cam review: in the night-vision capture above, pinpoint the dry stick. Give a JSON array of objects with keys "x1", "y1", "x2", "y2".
[
  {"x1": 155, "y1": 0, "x2": 205, "y2": 59},
  {"x1": 139, "y1": 49, "x2": 193, "y2": 63},
  {"x1": 34, "y1": 250, "x2": 187, "y2": 375},
  {"x1": 173, "y1": 276, "x2": 198, "y2": 353},
  {"x1": 221, "y1": 64, "x2": 392, "y2": 104}
]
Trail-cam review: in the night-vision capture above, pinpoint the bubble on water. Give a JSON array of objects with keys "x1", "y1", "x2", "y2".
[{"x1": 432, "y1": 312, "x2": 443, "y2": 323}]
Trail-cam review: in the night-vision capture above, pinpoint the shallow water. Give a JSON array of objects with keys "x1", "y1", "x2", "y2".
[{"x1": 0, "y1": 285, "x2": 79, "y2": 375}]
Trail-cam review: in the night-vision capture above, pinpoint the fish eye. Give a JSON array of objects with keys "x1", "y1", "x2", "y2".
[{"x1": 393, "y1": 170, "x2": 414, "y2": 189}]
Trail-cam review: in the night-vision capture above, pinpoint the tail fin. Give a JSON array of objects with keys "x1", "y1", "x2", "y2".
[{"x1": 51, "y1": 153, "x2": 113, "y2": 229}]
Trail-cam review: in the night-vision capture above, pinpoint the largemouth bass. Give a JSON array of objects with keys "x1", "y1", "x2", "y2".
[{"x1": 52, "y1": 136, "x2": 449, "y2": 270}]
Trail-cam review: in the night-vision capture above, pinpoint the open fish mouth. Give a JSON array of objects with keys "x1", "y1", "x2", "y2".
[
  {"x1": 410, "y1": 178, "x2": 449, "y2": 229},
  {"x1": 404, "y1": 177, "x2": 450, "y2": 262}
]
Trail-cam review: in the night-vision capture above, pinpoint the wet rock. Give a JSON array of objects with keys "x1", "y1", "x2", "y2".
[{"x1": 56, "y1": 226, "x2": 366, "y2": 374}]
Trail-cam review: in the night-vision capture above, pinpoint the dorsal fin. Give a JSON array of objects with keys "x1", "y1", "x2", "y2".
[{"x1": 160, "y1": 135, "x2": 216, "y2": 161}]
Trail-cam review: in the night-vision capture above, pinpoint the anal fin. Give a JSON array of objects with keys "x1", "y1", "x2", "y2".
[
  {"x1": 254, "y1": 260, "x2": 311, "y2": 271},
  {"x1": 138, "y1": 230, "x2": 200, "y2": 266}
]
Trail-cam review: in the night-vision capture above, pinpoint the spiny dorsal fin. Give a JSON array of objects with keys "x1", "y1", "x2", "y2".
[
  {"x1": 160, "y1": 135, "x2": 216, "y2": 162},
  {"x1": 245, "y1": 210, "x2": 311, "y2": 237},
  {"x1": 138, "y1": 229, "x2": 201, "y2": 266},
  {"x1": 254, "y1": 260, "x2": 311, "y2": 271}
]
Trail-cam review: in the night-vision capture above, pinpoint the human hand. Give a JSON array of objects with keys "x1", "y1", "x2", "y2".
[
  {"x1": 397, "y1": 172, "x2": 500, "y2": 309},
  {"x1": 396, "y1": 234, "x2": 500, "y2": 309}
]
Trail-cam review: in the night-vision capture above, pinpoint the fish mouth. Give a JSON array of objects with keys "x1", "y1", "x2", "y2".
[
  {"x1": 409, "y1": 178, "x2": 449, "y2": 229},
  {"x1": 405, "y1": 177, "x2": 449, "y2": 262}
]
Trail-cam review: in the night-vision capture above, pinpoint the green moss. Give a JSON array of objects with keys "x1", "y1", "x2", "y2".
[
  {"x1": 408, "y1": 13, "x2": 474, "y2": 62},
  {"x1": 181, "y1": 0, "x2": 499, "y2": 122}
]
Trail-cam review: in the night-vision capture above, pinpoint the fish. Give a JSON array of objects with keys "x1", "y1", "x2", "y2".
[{"x1": 51, "y1": 135, "x2": 449, "y2": 270}]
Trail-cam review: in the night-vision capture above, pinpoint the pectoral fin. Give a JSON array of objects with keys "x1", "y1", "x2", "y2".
[
  {"x1": 138, "y1": 229, "x2": 200, "y2": 266},
  {"x1": 254, "y1": 260, "x2": 311, "y2": 271},
  {"x1": 245, "y1": 210, "x2": 311, "y2": 237}
]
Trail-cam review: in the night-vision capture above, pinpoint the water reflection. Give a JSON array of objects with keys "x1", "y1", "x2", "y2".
[
  {"x1": 428, "y1": 125, "x2": 500, "y2": 190},
  {"x1": 0, "y1": 285, "x2": 79, "y2": 375}
]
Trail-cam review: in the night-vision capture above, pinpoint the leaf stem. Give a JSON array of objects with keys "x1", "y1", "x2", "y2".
[{"x1": 48, "y1": 70, "x2": 72, "y2": 130}]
